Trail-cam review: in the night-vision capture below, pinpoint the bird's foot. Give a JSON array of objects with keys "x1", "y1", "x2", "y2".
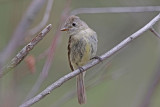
[
  {"x1": 78, "y1": 67, "x2": 84, "y2": 73},
  {"x1": 90, "y1": 56, "x2": 103, "y2": 63}
]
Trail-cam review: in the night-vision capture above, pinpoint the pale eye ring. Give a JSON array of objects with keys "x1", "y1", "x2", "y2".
[{"x1": 72, "y1": 23, "x2": 76, "y2": 27}]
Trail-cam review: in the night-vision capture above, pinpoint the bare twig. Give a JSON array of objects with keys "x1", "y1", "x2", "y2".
[
  {"x1": 24, "y1": 0, "x2": 70, "y2": 101},
  {"x1": 0, "y1": 24, "x2": 52, "y2": 78},
  {"x1": 71, "y1": 6, "x2": 160, "y2": 15},
  {"x1": 19, "y1": 13, "x2": 160, "y2": 107},
  {"x1": 150, "y1": 27, "x2": 160, "y2": 39},
  {"x1": 28, "y1": 0, "x2": 54, "y2": 36},
  {"x1": 0, "y1": 0, "x2": 47, "y2": 68}
]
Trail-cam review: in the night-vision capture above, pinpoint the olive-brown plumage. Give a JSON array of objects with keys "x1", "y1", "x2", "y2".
[{"x1": 61, "y1": 15, "x2": 98, "y2": 104}]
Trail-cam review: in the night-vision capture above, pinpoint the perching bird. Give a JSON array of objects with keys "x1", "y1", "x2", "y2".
[{"x1": 61, "y1": 15, "x2": 98, "y2": 104}]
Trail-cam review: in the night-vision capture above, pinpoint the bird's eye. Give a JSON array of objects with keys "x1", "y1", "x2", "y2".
[{"x1": 72, "y1": 23, "x2": 76, "y2": 27}]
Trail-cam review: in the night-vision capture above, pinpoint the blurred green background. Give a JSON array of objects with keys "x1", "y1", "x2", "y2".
[{"x1": 0, "y1": 0, "x2": 160, "y2": 107}]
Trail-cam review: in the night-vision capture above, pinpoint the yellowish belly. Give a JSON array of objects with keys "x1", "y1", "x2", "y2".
[{"x1": 69, "y1": 37, "x2": 91, "y2": 69}]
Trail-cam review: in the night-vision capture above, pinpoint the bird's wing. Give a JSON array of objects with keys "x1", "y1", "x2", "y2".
[{"x1": 68, "y1": 36, "x2": 74, "y2": 71}]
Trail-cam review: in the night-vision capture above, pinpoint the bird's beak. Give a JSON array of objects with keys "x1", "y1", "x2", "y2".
[{"x1": 60, "y1": 27, "x2": 69, "y2": 31}]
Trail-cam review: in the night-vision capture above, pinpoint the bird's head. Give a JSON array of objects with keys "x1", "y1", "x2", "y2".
[{"x1": 61, "y1": 15, "x2": 88, "y2": 35}]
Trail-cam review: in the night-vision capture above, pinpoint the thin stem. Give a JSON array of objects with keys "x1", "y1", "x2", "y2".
[
  {"x1": 0, "y1": 24, "x2": 52, "y2": 78},
  {"x1": 150, "y1": 27, "x2": 160, "y2": 39},
  {"x1": 0, "y1": 0, "x2": 47, "y2": 68}
]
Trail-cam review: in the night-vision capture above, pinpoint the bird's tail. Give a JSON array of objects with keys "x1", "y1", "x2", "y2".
[{"x1": 77, "y1": 72, "x2": 86, "y2": 104}]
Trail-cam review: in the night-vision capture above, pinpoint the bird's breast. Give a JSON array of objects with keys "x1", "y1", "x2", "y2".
[{"x1": 68, "y1": 29, "x2": 97, "y2": 68}]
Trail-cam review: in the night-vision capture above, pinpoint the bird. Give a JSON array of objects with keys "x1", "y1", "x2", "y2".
[{"x1": 61, "y1": 15, "x2": 98, "y2": 104}]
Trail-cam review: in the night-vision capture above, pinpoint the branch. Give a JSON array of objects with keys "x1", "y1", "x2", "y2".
[
  {"x1": 150, "y1": 27, "x2": 160, "y2": 39},
  {"x1": 71, "y1": 6, "x2": 160, "y2": 15},
  {"x1": 0, "y1": 24, "x2": 52, "y2": 78},
  {"x1": 19, "y1": 13, "x2": 160, "y2": 107},
  {"x1": 0, "y1": 0, "x2": 47, "y2": 68}
]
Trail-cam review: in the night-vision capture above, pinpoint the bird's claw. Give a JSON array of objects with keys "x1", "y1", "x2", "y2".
[
  {"x1": 90, "y1": 56, "x2": 103, "y2": 63},
  {"x1": 78, "y1": 67, "x2": 84, "y2": 73}
]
